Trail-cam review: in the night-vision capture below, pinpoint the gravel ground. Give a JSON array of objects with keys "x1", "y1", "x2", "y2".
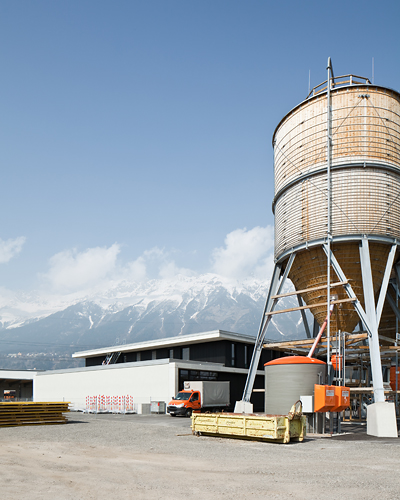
[{"x1": 1, "y1": 413, "x2": 400, "y2": 499}]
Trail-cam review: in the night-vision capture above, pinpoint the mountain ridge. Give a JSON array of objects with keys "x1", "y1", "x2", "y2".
[{"x1": 0, "y1": 273, "x2": 307, "y2": 369}]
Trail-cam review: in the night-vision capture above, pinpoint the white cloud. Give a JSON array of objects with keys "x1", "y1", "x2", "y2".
[
  {"x1": 211, "y1": 226, "x2": 274, "y2": 281},
  {"x1": 126, "y1": 246, "x2": 194, "y2": 281},
  {"x1": 0, "y1": 236, "x2": 26, "y2": 263},
  {"x1": 125, "y1": 256, "x2": 147, "y2": 282},
  {"x1": 45, "y1": 244, "x2": 120, "y2": 291},
  {"x1": 43, "y1": 243, "x2": 196, "y2": 293},
  {"x1": 159, "y1": 260, "x2": 195, "y2": 280},
  {"x1": 40, "y1": 226, "x2": 274, "y2": 294}
]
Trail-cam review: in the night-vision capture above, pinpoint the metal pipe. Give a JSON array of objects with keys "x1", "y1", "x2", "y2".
[
  {"x1": 343, "y1": 330, "x2": 346, "y2": 385},
  {"x1": 396, "y1": 280, "x2": 399, "y2": 414},
  {"x1": 338, "y1": 330, "x2": 342, "y2": 434},
  {"x1": 307, "y1": 303, "x2": 335, "y2": 358},
  {"x1": 337, "y1": 330, "x2": 343, "y2": 385},
  {"x1": 326, "y1": 57, "x2": 333, "y2": 380}
]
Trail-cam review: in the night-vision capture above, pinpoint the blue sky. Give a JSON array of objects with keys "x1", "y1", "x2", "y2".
[{"x1": 1, "y1": 0, "x2": 400, "y2": 293}]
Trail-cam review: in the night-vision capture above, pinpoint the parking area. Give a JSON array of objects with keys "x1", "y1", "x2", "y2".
[{"x1": 1, "y1": 413, "x2": 400, "y2": 499}]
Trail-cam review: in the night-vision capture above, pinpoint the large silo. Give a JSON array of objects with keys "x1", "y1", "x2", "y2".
[
  {"x1": 273, "y1": 75, "x2": 400, "y2": 335},
  {"x1": 238, "y1": 61, "x2": 400, "y2": 414}
]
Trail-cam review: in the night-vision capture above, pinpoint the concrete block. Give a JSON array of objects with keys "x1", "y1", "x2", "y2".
[
  {"x1": 137, "y1": 403, "x2": 151, "y2": 415},
  {"x1": 367, "y1": 402, "x2": 398, "y2": 438},
  {"x1": 300, "y1": 395, "x2": 314, "y2": 413},
  {"x1": 234, "y1": 400, "x2": 253, "y2": 414}
]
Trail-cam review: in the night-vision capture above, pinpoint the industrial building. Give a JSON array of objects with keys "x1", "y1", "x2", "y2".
[
  {"x1": 0, "y1": 370, "x2": 38, "y2": 401},
  {"x1": 1, "y1": 61, "x2": 400, "y2": 438},
  {"x1": 0, "y1": 330, "x2": 277, "y2": 412}
]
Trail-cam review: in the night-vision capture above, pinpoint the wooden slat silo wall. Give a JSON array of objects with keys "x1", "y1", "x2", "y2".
[{"x1": 273, "y1": 84, "x2": 400, "y2": 333}]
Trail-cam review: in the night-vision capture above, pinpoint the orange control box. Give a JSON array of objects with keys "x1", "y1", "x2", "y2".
[
  {"x1": 314, "y1": 384, "x2": 335, "y2": 412},
  {"x1": 331, "y1": 386, "x2": 350, "y2": 412}
]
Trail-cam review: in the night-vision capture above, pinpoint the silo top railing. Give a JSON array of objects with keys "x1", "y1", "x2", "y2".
[{"x1": 307, "y1": 74, "x2": 372, "y2": 99}]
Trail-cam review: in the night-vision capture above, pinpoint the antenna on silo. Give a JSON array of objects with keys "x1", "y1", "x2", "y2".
[
  {"x1": 372, "y1": 57, "x2": 375, "y2": 84},
  {"x1": 308, "y1": 70, "x2": 311, "y2": 95}
]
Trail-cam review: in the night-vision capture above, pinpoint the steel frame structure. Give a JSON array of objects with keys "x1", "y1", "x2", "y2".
[
  {"x1": 241, "y1": 236, "x2": 399, "y2": 405},
  {"x1": 239, "y1": 59, "x2": 400, "y2": 412}
]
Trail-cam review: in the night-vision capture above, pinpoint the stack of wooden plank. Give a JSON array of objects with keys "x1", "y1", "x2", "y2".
[{"x1": 0, "y1": 402, "x2": 70, "y2": 427}]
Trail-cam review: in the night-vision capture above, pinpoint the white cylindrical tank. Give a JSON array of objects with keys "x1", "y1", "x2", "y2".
[{"x1": 265, "y1": 356, "x2": 326, "y2": 415}]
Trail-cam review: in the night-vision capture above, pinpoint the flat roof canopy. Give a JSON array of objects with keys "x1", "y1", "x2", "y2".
[{"x1": 72, "y1": 330, "x2": 257, "y2": 359}]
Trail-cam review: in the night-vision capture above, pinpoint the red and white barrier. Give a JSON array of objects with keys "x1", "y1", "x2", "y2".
[{"x1": 84, "y1": 395, "x2": 138, "y2": 414}]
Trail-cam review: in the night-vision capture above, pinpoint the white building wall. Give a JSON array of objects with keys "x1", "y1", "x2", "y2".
[
  {"x1": 0, "y1": 370, "x2": 38, "y2": 380},
  {"x1": 34, "y1": 361, "x2": 173, "y2": 410},
  {"x1": 168, "y1": 362, "x2": 179, "y2": 400}
]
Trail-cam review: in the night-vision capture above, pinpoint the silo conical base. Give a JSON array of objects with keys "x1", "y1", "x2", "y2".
[{"x1": 288, "y1": 242, "x2": 392, "y2": 334}]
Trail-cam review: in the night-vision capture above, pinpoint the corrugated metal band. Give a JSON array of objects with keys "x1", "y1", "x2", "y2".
[
  {"x1": 272, "y1": 161, "x2": 400, "y2": 213},
  {"x1": 274, "y1": 128, "x2": 400, "y2": 190},
  {"x1": 274, "y1": 166, "x2": 400, "y2": 259},
  {"x1": 275, "y1": 235, "x2": 399, "y2": 265}
]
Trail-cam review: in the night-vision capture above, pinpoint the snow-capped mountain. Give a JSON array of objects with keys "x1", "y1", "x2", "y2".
[{"x1": 0, "y1": 273, "x2": 307, "y2": 359}]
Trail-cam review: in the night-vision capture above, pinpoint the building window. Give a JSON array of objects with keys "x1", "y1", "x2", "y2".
[
  {"x1": 169, "y1": 349, "x2": 174, "y2": 359},
  {"x1": 244, "y1": 345, "x2": 248, "y2": 369},
  {"x1": 136, "y1": 352, "x2": 141, "y2": 362},
  {"x1": 182, "y1": 347, "x2": 190, "y2": 360},
  {"x1": 152, "y1": 350, "x2": 157, "y2": 360},
  {"x1": 200, "y1": 371, "x2": 218, "y2": 380},
  {"x1": 231, "y1": 343, "x2": 236, "y2": 367}
]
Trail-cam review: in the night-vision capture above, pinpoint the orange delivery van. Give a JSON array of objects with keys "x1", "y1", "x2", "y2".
[{"x1": 167, "y1": 381, "x2": 230, "y2": 417}]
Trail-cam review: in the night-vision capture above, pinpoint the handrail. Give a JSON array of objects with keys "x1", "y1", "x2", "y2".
[{"x1": 307, "y1": 74, "x2": 372, "y2": 99}]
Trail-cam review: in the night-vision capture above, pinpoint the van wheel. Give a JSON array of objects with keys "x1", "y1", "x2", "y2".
[
  {"x1": 185, "y1": 409, "x2": 192, "y2": 417},
  {"x1": 170, "y1": 413, "x2": 176, "y2": 417}
]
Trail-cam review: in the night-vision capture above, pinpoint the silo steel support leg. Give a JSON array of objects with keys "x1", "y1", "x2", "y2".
[
  {"x1": 240, "y1": 253, "x2": 296, "y2": 404},
  {"x1": 324, "y1": 241, "x2": 388, "y2": 403},
  {"x1": 313, "y1": 318, "x2": 319, "y2": 338},
  {"x1": 395, "y1": 263, "x2": 400, "y2": 291},
  {"x1": 297, "y1": 295, "x2": 311, "y2": 339},
  {"x1": 359, "y1": 239, "x2": 385, "y2": 403},
  {"x1": 376, "y1": 244, "x2": 397, "y2": 325},
  {"x1": 387, "y1": 287, "x2": 400, "y2": 323},
  {"x1": 322, "y1": 244, "x2": 370, "y2": 330}
]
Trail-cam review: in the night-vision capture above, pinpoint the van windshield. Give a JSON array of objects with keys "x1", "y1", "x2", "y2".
[{"x1": 174, "y1": 392, "x2": 191, "y2": 401}]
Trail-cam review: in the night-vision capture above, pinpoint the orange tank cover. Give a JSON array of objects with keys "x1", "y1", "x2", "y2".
[
  {"x1": 265, "y1": 356, "x2": 326, "y2": 366},
  {"x1": 314, "y1": 384, "x2": 335, "y2": 412}
]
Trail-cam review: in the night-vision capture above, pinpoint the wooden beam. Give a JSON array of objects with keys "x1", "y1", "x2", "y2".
[
  {"x1": 264, "y1": 297, "x2": 356, "y2": 317},
  {"x1": 349, "y1": 387, "x2": 400, "y2": 394},
  {"x1": 270, "y1": 280, "x2": 348, "y2": 300},
  {"x1": 264, "y1": 332, "x2": 367, "y2": 349}
]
